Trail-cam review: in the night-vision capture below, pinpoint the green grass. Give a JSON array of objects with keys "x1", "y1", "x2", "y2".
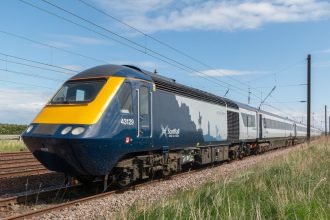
[
  {"x1": 123, "y1": 140, "x2": 330, "y2": 220},
  {"x1": 0, "y1": 140, "x2": 28, "y2": 152}
]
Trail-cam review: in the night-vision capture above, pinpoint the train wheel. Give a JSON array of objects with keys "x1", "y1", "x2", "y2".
[
  {"x1": 115, "y1": 171, "x2": 132, "y2": 188},
  {"x1": 229, "y1": 150, "x2": 238, "y2": 160},
  {"x1": 238, "y1": 146, "x2": 244, "y2": 159},
  {"x1": 256, "y1": 145, "x2": 261, "y2": 155},
  {"x1": 76, "y1": 175, "x2": 95, "y2": 184},
  {"x1": 162, "y1": 168, "x2": 171, "y2": 178}
]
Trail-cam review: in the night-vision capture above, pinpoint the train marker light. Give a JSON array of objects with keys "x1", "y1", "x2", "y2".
[{"x1": 125, "y1": 136, "x2": 131, "y2": 144}]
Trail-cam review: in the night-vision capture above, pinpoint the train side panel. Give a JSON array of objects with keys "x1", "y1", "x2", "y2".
[{"x1": 152, "y1": 90, "x2": 229, "y2": 148}]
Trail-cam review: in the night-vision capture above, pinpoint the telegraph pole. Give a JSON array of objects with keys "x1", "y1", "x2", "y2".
[
  {"x1": 325, "y1": 105, "x2": 328, "y2": 136},
  {"x1": 307, "y1": 54, "x2": 311, "y2": 142}
]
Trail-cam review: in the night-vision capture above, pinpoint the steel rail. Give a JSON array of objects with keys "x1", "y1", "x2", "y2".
[
  {"x1": 0, "y1": 168, "x2": 50, "y2": 179},
  {"x1": 0, "y1": 182, "x2": 103, "y2": 208},
  {"x1": 0, "y1": 158, "x2": 37, "y2": 166},
  {"x1": 0, "y1": 152, "x2": 31, "y2": 158},
  {"x1": 0, "y1": 164, "x2": 43, "y2": 172}
]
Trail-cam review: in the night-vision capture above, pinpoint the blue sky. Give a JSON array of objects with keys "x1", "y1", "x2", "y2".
[{"x1": 0, "y1": 0, "x2": 329, "y2": 130}]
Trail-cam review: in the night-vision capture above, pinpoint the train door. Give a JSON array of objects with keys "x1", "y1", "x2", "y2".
[
  {"x1": 259, "y1": 114, "x2": 263, "y2": 139},
  {"x1": 136, "y1": 82, "x2": 153, "y2": 139}
]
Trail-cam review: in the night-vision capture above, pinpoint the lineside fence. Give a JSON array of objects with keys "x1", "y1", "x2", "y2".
[{"x1": 0, "y1": 135, "x2": 21, "y2": 140}]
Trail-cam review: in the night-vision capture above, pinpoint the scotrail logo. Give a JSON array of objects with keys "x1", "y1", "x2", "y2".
[{"x1": 160, "y1": 125, "x2": 180, "y2": 138}]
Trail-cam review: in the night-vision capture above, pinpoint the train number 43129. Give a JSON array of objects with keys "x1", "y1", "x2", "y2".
[{"x1": 121, "y1": 118, "x2": 135, "y2": 126}]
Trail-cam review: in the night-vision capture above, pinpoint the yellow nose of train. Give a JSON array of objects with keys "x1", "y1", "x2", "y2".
[{"x1": 33, "y1": 76, "x2": 125, "y2": 125}]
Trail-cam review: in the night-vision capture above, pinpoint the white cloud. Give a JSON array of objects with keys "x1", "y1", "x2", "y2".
[
  {"x1": 45, "y1": 41, "x2": 73, "y2": 49},
  {"x1": 198, "y1": 69, "x2": 252, "y2": 77},
  {"x1": 321, "y1": 48, "x2": 330, "y2": 53},
  {"x1": 61, "y1": 65, "x2": 85, "y2": 71},
  {"x1": 64, "y1": 35, "x2": 111, "y2": 45},
  {"x1": 95, "y1": 0, "x2": 330, "y2": 33},
  {"x1": 0, "y1": 89, "x2": 52, "y2": 124}
]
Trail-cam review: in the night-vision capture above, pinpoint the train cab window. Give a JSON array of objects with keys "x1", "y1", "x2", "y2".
[
  {"x1": 140, "y1": 86, "x2": 149, "y2": 115},
  {"x1": 50, "y1": 79, "x2": 106, "y2": 104},
  {"x1": 76, "y1": 90, "x2": 85, "y2": 101},
  {"x1": 118, "y1": 83, "x2": 133, "y2": 114}
]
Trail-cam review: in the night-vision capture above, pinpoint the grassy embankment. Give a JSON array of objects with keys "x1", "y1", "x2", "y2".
[
  {"x1": 124, "y1": 139, "x2": 330, "y2": 220},
  {"x1": 0, "y1": 123, "x2": 27, "y2": 152},
  {"x1": 0, "y1": 140, "x2": 27, "y2": 152}
]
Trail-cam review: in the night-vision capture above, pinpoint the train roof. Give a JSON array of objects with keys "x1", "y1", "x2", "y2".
[
  {"x1": 235, "y1": 101, "x2": 301, "y2": 123},
  {"x1": 72, "y1": 65, "x2": 322, "y2": 130},
  {"x1": 71, "y1": 64, "x2": 239, "y2": 109},
  {"x1": 70, "y1": 64, "x2": 153, "y2": 82}
]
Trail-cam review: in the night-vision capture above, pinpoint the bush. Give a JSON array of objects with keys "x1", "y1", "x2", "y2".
[{"x1": 0, "y1": 123, "x2": 27, "y2": 135}]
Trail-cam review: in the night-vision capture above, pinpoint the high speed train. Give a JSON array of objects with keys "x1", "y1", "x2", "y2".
[{"x1": 22, "y1": 65, "x2": 322, "y2": 187}]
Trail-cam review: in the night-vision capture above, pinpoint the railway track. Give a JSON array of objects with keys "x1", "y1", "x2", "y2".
[
  {"x1": 0, "y1": 151, "x2": 50, "y2": 179},
  {"x1": 0, "y1": 152, "x2": 31, "y2": 157},
  {"x1": 0, "y1": 152, "x2": 33, "y2": 161},
  {"x1": 0, "y1": 182, "x2": 103, "y2": 208},
  {"x1": 0, "y1": 167, "x2": 50, "y2": 179},
  {"x1": 1, "y1": 170, "x2": 193, "y2": 220}
]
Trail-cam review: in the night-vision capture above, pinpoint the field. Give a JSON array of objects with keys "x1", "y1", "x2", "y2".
[
  {"x1": 0, "y1": 123, "x2": 28, "y2": 152},
  {"x1": 0, "y1": 140, "x2": 28, "y2": 152},
  {"x1": 124, "y1": 139, "x2": 330, "y2": 220}
]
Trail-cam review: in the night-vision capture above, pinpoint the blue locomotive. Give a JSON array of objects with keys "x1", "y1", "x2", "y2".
[{"x1": 22, "y1": 65, "x2": 321, "y2": 186}]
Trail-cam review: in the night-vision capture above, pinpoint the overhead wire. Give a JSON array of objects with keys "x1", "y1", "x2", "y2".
[
  {"x1": 76, "y1": 0, "x2": 263, "y2": 94},
  {"x1": 0, "y1": 57, "x2": 74, "y2": 76},
  {"x1": 0, "y1": 68, "x2": 63, "y2": 82},
  {"x1": 0, "y1": 30, "x2": 107, "y2": 64},
  {"x1": 17, "y1": 0, "x2": 213, "y2": 86},
  {"x1": 77, "y1": 0, "x2": 315, "y2": 113},
  {"x1": 250, "y1": 59, "x2": 305, "y2": 82},
  {"x1": 253, "y1": 83, "x2": 307, "y2": 89},
  {"x1": 0, "y1": 79, "x2": 56, "y2": 90},
  {"x1": 20, "y1": 0, "x2": 264, "y2": 101},
  {"x1": 0, "y1": 52, "x2": 78, "y2": 73},
  {"x1": 12, "y1": 0, "x2": 312, "y2": 115}
]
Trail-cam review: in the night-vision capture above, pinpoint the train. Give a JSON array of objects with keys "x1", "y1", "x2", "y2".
[{"x1": 22, "y1": 64, "x2": 322, "y2": 187}]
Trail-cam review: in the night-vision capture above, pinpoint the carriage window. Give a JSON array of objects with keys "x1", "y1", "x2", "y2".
[
  {"x1": 241, "y1": 113, "x2": 255, "y2": 127},
  {"x1": 249, "y1": 115, "x2": 256, "y2": 127},
  {"x1": 140, "y1": 86, "x2": 149, "y2": 115},
  {"x1": 118, "y1": 83, "x2": 133, "y2": 114}
]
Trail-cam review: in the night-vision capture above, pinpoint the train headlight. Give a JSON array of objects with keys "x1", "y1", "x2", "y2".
[
  {"x1": 71, "y1": 127, "x2": 85, "y2": 135},
  {"x1": 61, "y1": 126, "x2": 72, "y2": 135},
  {"x1": 26, "y1": 125, "x2": 33, "y2": 133}
]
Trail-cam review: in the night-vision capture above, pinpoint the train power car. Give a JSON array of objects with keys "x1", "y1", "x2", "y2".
[{"x1": 22, "y1": 65, "x2": 322, "y2": 187}]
